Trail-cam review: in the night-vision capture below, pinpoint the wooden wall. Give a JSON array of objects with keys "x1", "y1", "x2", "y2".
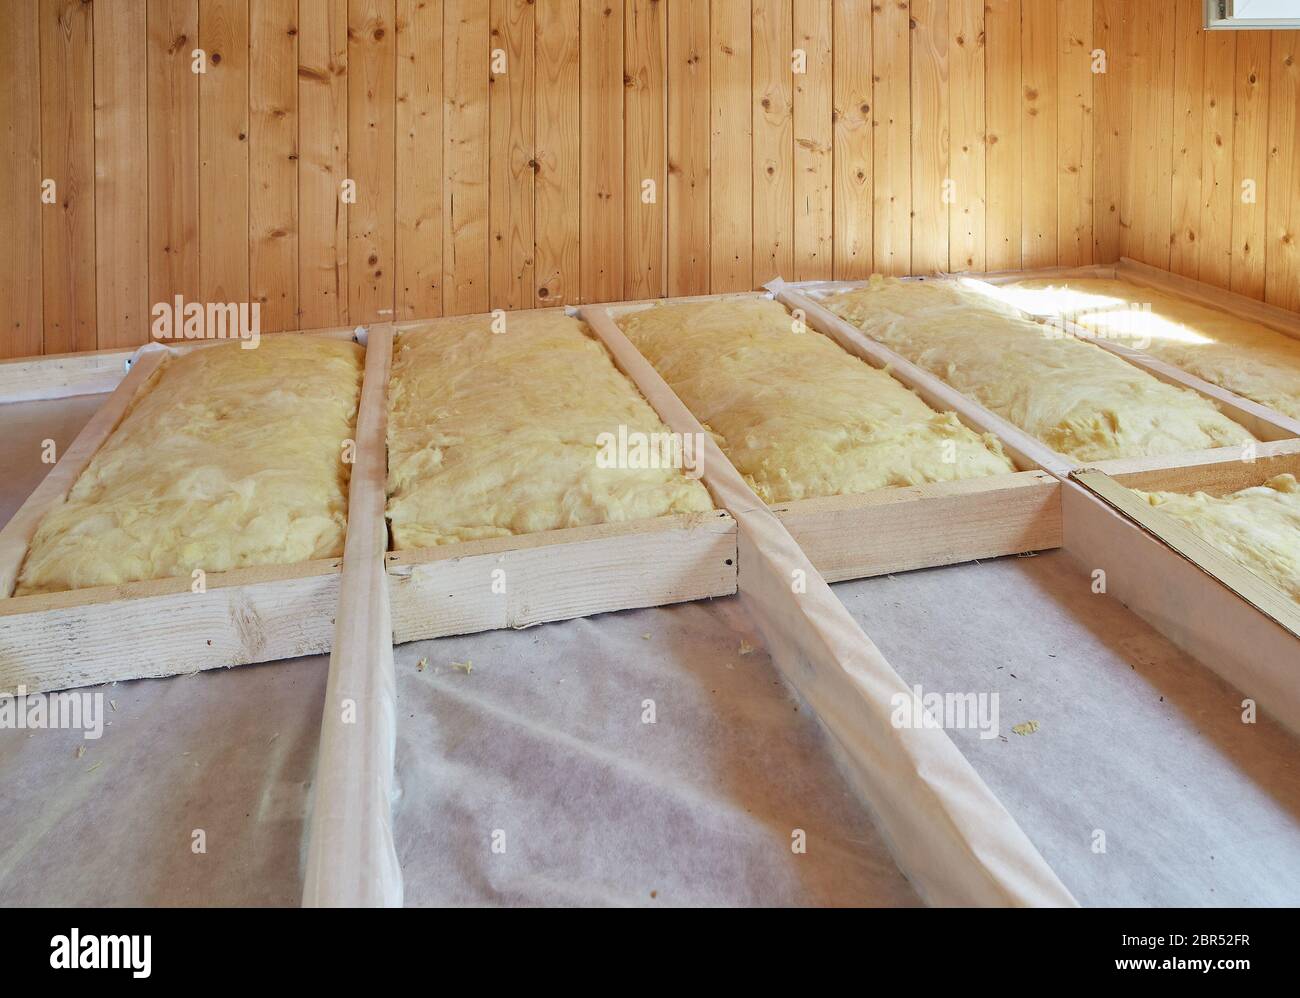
[
  {"x1": 1, "y1": 0, "x2": 1296, "y2": 359},
  {"x1": 1100, "y1": 0, "x2": 1300, "y2": 312}
]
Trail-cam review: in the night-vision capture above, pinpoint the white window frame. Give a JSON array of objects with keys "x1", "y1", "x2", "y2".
[{"x1": 1205, "y1": 0, "x2": 1300, "y2": 29}]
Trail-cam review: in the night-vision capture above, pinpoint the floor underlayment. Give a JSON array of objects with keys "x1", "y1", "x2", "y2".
[
  {"x1": 835, "y1": 558, "x2": 1300, "y2": 907},
  {"x1": 1, "y1": 392, "x2": 1297, "y2": 906}
]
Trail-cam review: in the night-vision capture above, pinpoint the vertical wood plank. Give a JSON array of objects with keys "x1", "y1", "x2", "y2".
[
  {"x1": 580, "y1": 0, "x2": 623, "y2": 303},
  {"x1": 623, "y1": 0, "x2": 666, "y2": 300},
  {"x1": 711, "y1": 0, "x2": 754, "y2": 291},
  {"x1": 793, "y1": 0, "x2": 832, "y2": 281},
  {"x1": 148, "y1": 0, "x2": 200, "y2": 331},
  {"x1": 1020, "y1": 0, "x2": 1056, "y2": 268},
  {"x1": 299, "y1": 0, "x2": 349, "y2": 327},
  {"x1": 984, "y1": 0, "x2": 1020, "y2": 271},
  {"x1": 1056, "y1": 0, "x2": 1092, "y2": 268},
  {"x1": 1230, "y1": 29, "x2": 1270, "y2": 299},
  {"x1": 1, "y1": 0, "x2": 43, "y2": 357},
  {"x1": 40, "y1": 0, "x2": 97, "y2": 353},
  {"x1": 534, "y1": 0, "x2": 580, "y2": 306},
  {"x1": 348, "y1": 0, "x2": 396, "y2": 321},
  {"x1": 443, "y1": 0, "x2": 489, "y2": 315},
  {"x1": 1091, "y1": 0, "x2": 1125, "y2": 263},
  {"x1": 667, "y1": 0, "x2": 709, "y2": 296},
  {"x1": 249, "y1": 0, "x2": 298, "y2": 332},
  {"x1": 832, "y1": 0, "x2": 872, "y2": 280},
  {"x1": 1168, "y1": 0, "x2": 1204, "y2": 278},
  {"x1": 489, "y1": 0, "x2": 534, "y2": 310},
  {"x1": 94, "y1": 0, "x2": 149, "y2": 348},
  {"x1": 872, "y1": 0, "x2": 910, "y2": 275},
  {"x1": 198, "y1": 0, "x2": 249, "y2": 307},
  {"x1": 947, "y1": 0, "x2": 983, "y2": 273},
  {"x1": 1264, "y1": 30, "x2": 1300, "y2": 311},
  {"x1": 1124, "y1": 0, "x2": 1174, "y2": 268},
  {"x1": 396, "y1": 0, "x2": 442, "y2": 320},
  {"x1": 910, "y1": 0, "x2": 948, "y2": 275},
  {"x1": 1199, "y1": 24, "x2": 1236, "y2": 289},
  {"x1": 753, "y1": 0, "x2": 794, "y2": 284},
  {"x1": 444, "y1": 0, "x2": 488, "y2": 314}
]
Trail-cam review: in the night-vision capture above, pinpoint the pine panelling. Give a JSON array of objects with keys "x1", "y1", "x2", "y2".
[
  {"x1": 947, "y1": 0, "x2": 983, "y2": 273},
  {"x1": 1, "y1": 0, "x2": 43, "y2": 358},
  {"x1": 40, "y1": 0, "x2": 97, "y2": 353},
  {"x1": 489, "y1": 0, "x2": 534, "y2": 311},
  {"x1": 580, "y1": 0, "x2": 623, "y2": 303},
  {"x1": 624, "y1": 0, "x2": 667, "y2": 300},
  {"x1": 249, "y1": 0, "x2": 298, "y2": 332},
  {"x1": 443, "y1": 0, "x2": 488, "y2": 315},
  {"x1": 753, "y1": 0, "x2": 793, "y2": 285},
  {"x1": 1125, "y1": 0, "x2": 1175, "y2": 269},
  {"x1": 872, "y1": 0, "x2": 910, "y2": 276},
  {"x1": 710, "y1": 0, "x2": 753, "y2": 291},
  {"x1": 793, "y1": 0, "x2": 832, "y2": 281},
  {"x1": 299, "y1": 0, "x2": 349, "y2": 328},
  {"x1": 15, "y1": 0, "x2": 1300, "y2": 361},
  {"x1": 1200, "y1": 27, "x2": 1236, "y2": 289},
  {"x1": 1020, "y1": 0, "x2": 1056, "y2": 269},
  {"x1": 1168, "y1": 0, "x2": 1204, "y2": 278},
  {"x1": 1230, "y1": 29, "x2": 1271, "y2": 299},
  {"x1": 348, "y1": 0, "x2": 396, "y2": 322},
  {"x1": 533, "y1": 0, "x2": 579, "y2": 307},
  {"x1": 831, "y1": 0, "x2": 871, "y2": 280},
  {"x1": 395, "y1": 0, "x2": 441, "y2": 319},
  {"x1": 198, "y1": 0, "x2": 249, "y2": 307},
  {"x1": 93, "y1": 0, "x2": 149, "y2": 348},
  {"x1": 1096, "y1": 2, "x2": 1298, "y2": 304},
  {"x1": 984, "y1": 0, "x2": 1021, "y2": 271},
  {"x1": 1091, "y1": 0, "x2": 1124, "y2": 265},
  {"x1": 910, "y1": 0, "x2": 948, "y2": 275},
  {"x1": 1264, "y1": 31, "x2": 1300, "y2": 312},
  {"x1": 147, "y1": 0, "x2": 200, "y2": 328},
  {"x1": 666, "y1": 0, "x2": 709, "y2": 296},
  {"x1": 1056, "y1": 0, "x2": 1092, "y2": 268}
]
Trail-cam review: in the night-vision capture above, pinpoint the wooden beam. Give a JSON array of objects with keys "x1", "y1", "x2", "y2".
[
  {"x1": 0, "y1": 558, "x2": 341, "y2": 694},
  {"x1": 773, "y1": 471, "x2": 1061, "y2": 582},
  {"x1": 303, "y1": 323, "x2": 401, "y2": 907},
  {"x1": 1064, "y1": 471, "x2": 1300, "y2": 736},
  {"x1": 388, "y1": 512, "x2": 737, "y2": 643}
]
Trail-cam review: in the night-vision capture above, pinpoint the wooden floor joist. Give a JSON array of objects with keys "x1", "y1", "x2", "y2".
[
  {"x1": 303, "y1": 324, "x2": 403, "y2": 909},
  {"x1": 387, "y1": 511, "x2": 737, "y2": 643},
  {"x1": 1062, "y1": 468, "x2": 1300, "y2": 737}
]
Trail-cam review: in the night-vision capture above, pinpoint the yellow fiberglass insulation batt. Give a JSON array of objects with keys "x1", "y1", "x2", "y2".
[
  {"x1": 386, "y1": 312, "x2": 714, "y2": 548},
  {"x1": 614, "y1": 298, "x2": 1017, "y2": 505},
  {"x1": 1133, "y1": 474, "x2": 1300, "y2": 603},
  {"x1": 991, "y1": 277, "x2": 1300, "y2": 422},
  {"x1": 14, "y1": 337, "x2": 364, "y2": 595},
  {"x1": 822, "y1": 277, "x2": 1255, "y2": 463}
]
